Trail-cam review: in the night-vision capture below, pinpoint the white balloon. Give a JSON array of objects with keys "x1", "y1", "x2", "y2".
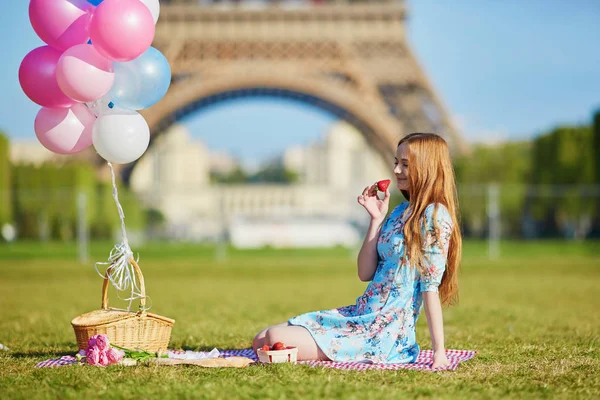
[
  {"x1": 140, "y1": 0, "x2": 160, "y2": 24},
  {"x1": 92, "y1": 112, "x2": 150, "y2": 164}
]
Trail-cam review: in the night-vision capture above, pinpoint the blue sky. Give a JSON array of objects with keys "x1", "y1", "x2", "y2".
[{"x1": 1, "y1": 0, "x2": 599, "y2": 164}]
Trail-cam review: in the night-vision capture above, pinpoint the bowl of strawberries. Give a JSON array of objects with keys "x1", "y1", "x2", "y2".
[{"x1": 257, "y1": 342, "x2": 298, "y2": 364}]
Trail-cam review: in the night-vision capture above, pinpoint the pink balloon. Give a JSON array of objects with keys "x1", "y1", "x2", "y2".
[
  {"x1": 19, "y1": 46, "x2": 75, "y2": 108},
  {"x1": 56, "y1": 44, "x2": 115, "y2": 103},
  {"x1": 34, "y1": 104, "x2": 96, "y2": 154},
  {"x1": 29, "y1": 0, "x2": 94, "y2": 51},
  {"x1": 89, "y1": 0, "x2": 155, "y2": 62}
]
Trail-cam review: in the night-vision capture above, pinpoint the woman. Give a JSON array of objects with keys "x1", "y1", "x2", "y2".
[{"x1": 252, "y1": 133, "x2": 461, "y2": 368}]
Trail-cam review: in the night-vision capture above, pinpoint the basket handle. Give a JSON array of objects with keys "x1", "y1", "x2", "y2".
[{"x1": 101, "y1": 258, "x2": 147, "y2": 313}]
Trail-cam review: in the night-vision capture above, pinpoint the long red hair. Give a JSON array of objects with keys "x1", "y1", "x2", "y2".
[{"x1": 398, "y1": 133, "x2": 461, "y2": 306}]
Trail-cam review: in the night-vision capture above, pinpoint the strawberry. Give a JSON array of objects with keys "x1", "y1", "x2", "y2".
[
  {"x1": 377, "y1": 179, "x2": 391, "y2": 192},
  {"x1": 260, "y1": 345, "x2": 270, "y2": 351},
  {"x1": 272, "y1": 342, "x2": 286, "y2": 351}
]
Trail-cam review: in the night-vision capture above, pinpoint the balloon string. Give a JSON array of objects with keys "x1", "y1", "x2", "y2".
[
  {"x1": 108, "y1": 162, "x2": 129, "y2": 247},
  {"x1": 92, "y1": 162, "x2": 150, "y2": 312}
]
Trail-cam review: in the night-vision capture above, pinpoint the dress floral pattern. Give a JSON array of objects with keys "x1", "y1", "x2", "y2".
[{"x1": 288, "y1": 202, "x2": 453, "y2": 363}]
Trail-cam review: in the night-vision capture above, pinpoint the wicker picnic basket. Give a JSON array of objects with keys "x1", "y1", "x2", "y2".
[{"x1": 71, "y1": 258, "x2": 175, "y2": 353}]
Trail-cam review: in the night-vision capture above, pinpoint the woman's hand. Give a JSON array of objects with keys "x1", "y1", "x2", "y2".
[
  {"x1": 432, "y1": 350, "x2": 450, "y2": 369},
  {"x1": 357, "y1": 184, "x2": 390, "y2": 222}
]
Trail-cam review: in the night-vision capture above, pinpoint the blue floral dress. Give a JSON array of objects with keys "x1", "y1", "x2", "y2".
[{"x1": 288, "y1": 202, "x2": 453, "y2": 363}]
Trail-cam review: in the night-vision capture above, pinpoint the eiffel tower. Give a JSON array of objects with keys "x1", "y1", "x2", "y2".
[{"x1": 120, "y1": 0, "x2": 465, "y2": 182}]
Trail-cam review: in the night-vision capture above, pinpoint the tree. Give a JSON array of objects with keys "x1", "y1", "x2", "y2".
[
  {"x1": 454, "y1": 141, "x2": 531, "y2": 237},
  {"x1": 0, "y1": 132, "x2": 11, "y2": 227},
  {"x1": 12, "y1": 163, "x2": 46, "y2": 239},
  {"x1": 529, "y1": 125, "x2": 594, "y2": 238},
  {"x1": 92, "y1": 181, "x2": 146, "y2": 241},
  {"x1": 592, "y1": 110, "x2": 600, "y2": 236},
  {"x1": 11, "y1": 161, "x2": 124, "y2": 241},
  {"x1": 249, "y1": 162, "x2": 298, "y2": 183},
  {"x1": 210, "y1": 167, "x2": 248, "y2": 184}
]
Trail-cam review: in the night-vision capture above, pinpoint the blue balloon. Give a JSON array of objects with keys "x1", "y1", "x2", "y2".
[
  {"x1": 87, "y1": 0, "x2": 104, "y2": 6},
  {"x1": 109, "y1": 47, "x2": 172, "y2": 111}
]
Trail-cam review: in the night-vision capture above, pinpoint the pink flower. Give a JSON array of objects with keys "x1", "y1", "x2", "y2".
[
  {"x1": 98, "y1": 351, "x2": 109, "y2": 367},
  {"x1": 87, "y1": 335, "x2": 98, "y2": 348},
  {"x1": 94, "y1": 335, "x2": 110, "y2": 351},
  {"x1": 86, "y1": 346, "x2": 101, "y2": 366},
  {"x1": 106, "y1": 348, "x2": 124, "y2": 364}
]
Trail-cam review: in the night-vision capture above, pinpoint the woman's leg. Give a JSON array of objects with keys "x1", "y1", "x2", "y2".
[
  {"x1": 252, "y1": 322, "x2": 289, "y2": 353},
  {"x1": 264, "y1": 325, "x2": 330, "y2": 361}
]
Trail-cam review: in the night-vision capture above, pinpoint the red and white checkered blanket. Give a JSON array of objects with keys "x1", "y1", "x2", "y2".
[
  {"x1": 35, "y1": 348, "x2": 475, "y2": 371},
  {"x1": 224, "y1": 348, "x2": 475, "y2": 371},
  {"x1": 35, "y1": 355, "x2": 80, "y2": 368}
]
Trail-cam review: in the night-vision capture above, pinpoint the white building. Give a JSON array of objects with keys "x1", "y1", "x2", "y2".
[
  {"x1": 283, "y1": 120, "x2": 393, "y2": 195},
  {"x1": 210, "y1": 150, "x2": 239, "y2": 175},
  {"x1": 128, "y1": 121, "x2": 394, "y2": 245},
  {"x1": 10, "y1": 140, "x2": 70, "y2": 165},
  {"x1": 131, "y1": 124, "x2": 211, "y2": 193}
]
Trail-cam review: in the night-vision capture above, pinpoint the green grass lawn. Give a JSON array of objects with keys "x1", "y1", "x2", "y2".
[{"x1": 0, "y1": 240, "x2": 599, "y2": 399}]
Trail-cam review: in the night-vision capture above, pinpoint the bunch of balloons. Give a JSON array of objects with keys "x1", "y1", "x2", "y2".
[{"x1": 19, "y1": 0, "x2": 170, "y2": 164}]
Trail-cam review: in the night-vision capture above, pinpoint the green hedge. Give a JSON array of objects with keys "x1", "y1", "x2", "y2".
[
  {"x1": 12, "y1": 162, "x2": 145, "y2": 241},
  {"x1": 93, "y1": 182, "x2": 146, "y2": 240},
  {"x1": 0, "y1": 132, "x2": 10, "y2": 226}
]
